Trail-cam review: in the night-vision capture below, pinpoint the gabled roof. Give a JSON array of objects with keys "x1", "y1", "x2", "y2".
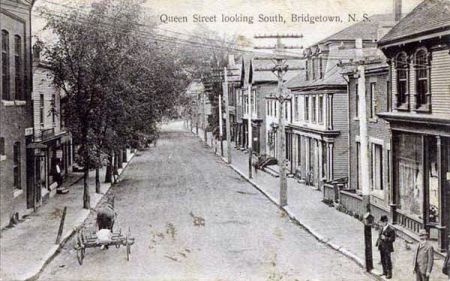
[
  {"x1": 320, "y1": 14, "x2": 395, "y2": 44},
  {"x1": 379, "y1": 0, "x2": 450, "y2": 45},
  {"x1": 286, "y1": 48, "x2": 380, "y2": 90}
]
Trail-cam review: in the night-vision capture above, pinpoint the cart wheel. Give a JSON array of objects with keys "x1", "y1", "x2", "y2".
[{"x1": 126, "y1": 236, "x2": 131, "y2": 261}]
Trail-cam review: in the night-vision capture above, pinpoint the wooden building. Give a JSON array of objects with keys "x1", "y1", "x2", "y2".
[
  {"x1": 378, "y1": 0, "x2": 450, "y2": 251},
  {"x1": 30, "y1": 47, "x2": 73, "y2": 204},
  {"x1": 286, "y1": 14, "x2": 393, "y2": 189}
]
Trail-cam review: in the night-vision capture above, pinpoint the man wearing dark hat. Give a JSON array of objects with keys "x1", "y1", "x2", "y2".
[
  {"x1": 376, "y1": 215, "x2": 396, "y2": 279},
  {"x1": 413, "y1": 229, "x2": 434, "y2": 281}
]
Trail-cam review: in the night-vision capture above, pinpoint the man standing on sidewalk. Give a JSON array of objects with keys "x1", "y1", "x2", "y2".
[
  {"x1": 413, "y1": 229, "x2": 434, "y2": 281},
  {"x1": 376, "y1": 215, "x2": 395, "y2": 279},
  {"x1": 55, "y1": 159, "x2": 69, "y2": 194}
]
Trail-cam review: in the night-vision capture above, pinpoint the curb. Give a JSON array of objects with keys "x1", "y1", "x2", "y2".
[
  {"x1": 21, "y1": 152, "x2": 136, "y2": 281},
  {"x1": 195, "y1": 134, "x2": 382, "y2": 281}
]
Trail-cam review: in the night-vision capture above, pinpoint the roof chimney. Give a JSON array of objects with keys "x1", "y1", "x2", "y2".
[{"x1": 394, "y1": 0, "x2": 402, "y2": 21}]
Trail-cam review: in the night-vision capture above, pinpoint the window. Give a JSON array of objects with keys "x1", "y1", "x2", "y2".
[
  {"x1": 369, "y1": 82, "x2": 376, "y2": 119},
  {"x1": 312, "y1": 59, "x2": 316, "y2": 80},
  {"x1": 14, "y1": 35, "x2": 23, "y2": 100},
  {"x1": 294, "y1": 96, "x2": 299, "y2": 121},
  {"x1": 40, "y1": 94, "x2": 44, "y2": 125},
  {"x1": 322, "y1": 141, "x2": 327, "y2": 178},
  {"x1": 0, "y1": 137, "x2": 5, "y2": 155},
  {"x1": 387, "y1": 149, "x2": 391, "y2": 190},
  {"x1": 355, "y1": 83, "x2": 359, "y2": 117},
  {"x1": 356, "y1": 141, "x2": 361, "y2": 190},
  {"x1": 305, "y1": 61, "x2": 309, "y2": 81},
  {"x1": 52, "y1": 93, "x2": 56, "y2": 124},
  {"x1": 297, "y1": 136, "x2": 302, "y2": 166},
  {"x1": 2, "y1": 30, "x2": 10, "y2": 100},
  {"x1": 319, "y1": 57, "x2": 323, "y2": 79},
  {"x1": 395, "y1": 132, "x2": 422, "y2": 218},
  {"x1": 318, "y1": 96, "x2": 323, "y2": 124},
  {"x1": 396, "y1": 53, "x2": 408, "y2": 107},
  {"x1": 327, "y1": 95, "x2": 333, "y2": 129},
  {"x1": 371, "y1": 143, "x2": 383, "y2": 191},
  {"x1": 284, "y1": 101, "x2": 288, "y2": 119},
  {"x1": 304, "y1": 96, "x2": 309, "y2": 121},
  {"x1": 13, "y1": 142, "x2": 21, "y2": 189},
  {"x1": 311, "y1": 96, "x2": 316, "y2": 123},
  {"x1": 252, "y1": 90, "x2": 256, "y2": 116},
  {"x1": 274, "y1": 100, "x2": 277, "y2": 117},
  {"x1": 387, "y1": 80, "x2": 392, "y2": 111},
  {"x1": 415, "y1": 49, "x2": 429, "y2": 108}
]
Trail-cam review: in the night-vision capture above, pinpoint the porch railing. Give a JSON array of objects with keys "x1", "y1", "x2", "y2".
[{"x1": 396, "y1": 210, "x2": 423, "y2": 234}]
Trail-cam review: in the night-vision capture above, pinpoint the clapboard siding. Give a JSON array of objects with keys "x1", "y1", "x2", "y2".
[
  {"x1": 332, "y1": 92, "x2": 348, "y2": 131},
  {"x1": 431, "y1": 49, "x2": 450, "y2": 117},
  {"x1": 32, "y1": 67, "x2": 61, "y2": 139},
  {"x1": 332, "y1": 92, "x2": 349, "y2": 179}
]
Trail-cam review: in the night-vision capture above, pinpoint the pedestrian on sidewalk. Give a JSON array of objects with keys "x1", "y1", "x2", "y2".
[
  {"x1": 376, "y1": 215, "x2": 395, "y2": 279},
  {"x1": 55, "y1": 158, "x2": 69, "y2": 194},
  {"x1": 413, "y1": 229, "x2": 434, "y2": 281},
  {"x1": 442, "y1": 242, "x2": 449, "y2": 280}
]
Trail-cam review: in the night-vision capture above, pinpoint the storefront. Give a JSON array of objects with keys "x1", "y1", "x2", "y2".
[{"x1": 382, "y1": 116, "x2": 450, "y2": 252}]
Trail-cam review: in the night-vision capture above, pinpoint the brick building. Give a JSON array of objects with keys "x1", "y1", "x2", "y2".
[{"x1": 0, "y1": 0, "x2": 36, "y2": 228}]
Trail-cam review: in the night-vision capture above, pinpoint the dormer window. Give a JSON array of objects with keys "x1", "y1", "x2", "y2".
[
  {"x1": 396, "y1": 52, "x2": 409, "y2": 109},
  {"x1": 414, "y1": 49, "x2": 430, "y2": 110}
]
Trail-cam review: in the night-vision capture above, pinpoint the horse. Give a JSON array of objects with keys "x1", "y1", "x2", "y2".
[{"x1": 96, "y1": 195, "x2": 116, "y2": 231}]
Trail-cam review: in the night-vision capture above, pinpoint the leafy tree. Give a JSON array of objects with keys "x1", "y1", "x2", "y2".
[{"x1": 42, "y1": 0, "x2": 188, "y2": 208}]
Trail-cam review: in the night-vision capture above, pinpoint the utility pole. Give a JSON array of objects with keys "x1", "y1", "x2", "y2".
[
  {"x1": 337, "y1": 55, "x2": 380, "y2": 272},
  {"x1": 337, "y1": 58, "x2": 374, "y2": 272},
  {"x1": 196, "y1": 94, "x2": 199, "y2": 135},
  {"x1": 248, "y1": 84, "x2": 253, "y2": 178},
  {"x1": 203, "y1": 92, "x2": 207, "y2": 142},
  {"x1": 212, "y1": 67, "x2": 239, "y2": 161},
  {"x1": 223, "y1": 67, "x2": 232, "y2": 164},
  {"x1": 254, "y1": 34, "x2": 303, "y2": 207},
  {"x1": 358, "y1": 64, "x2": 373, "y2": 272},
  {"x1": 218, "y1": 92, "x2": 224, "y2": 156}
]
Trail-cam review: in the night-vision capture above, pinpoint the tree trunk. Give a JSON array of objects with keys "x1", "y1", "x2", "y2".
[
  {"x1": 81, "y1": 126, "x2": 90, "y2": 209},
  {"x1": 118, "y1": 149, "x2": 123, "y2": 169},
  {"x1": 122, "y1": 149, "x2": 128, "y2": 163},
  {"x1": 113, "y1": 151, "x2": 119, "y2": 184},
  {"x1": 83, "y1": 162, "x2": 90, "y2": 209},
  {"x1": 105, "y1": 152, "x2": 112, "y2": 183},
  {"x1": 95, "y1": 167, "x2": 100, "y2": 193},
  {"x1": 95, "y1": 149, "x2": 100, "y2": 193}
]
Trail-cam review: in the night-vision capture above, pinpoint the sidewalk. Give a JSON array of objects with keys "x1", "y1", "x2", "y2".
[
  {"x1": 0, "y1": 149, "x2": 135, "y2": 281},
  {"x1": 194, "y1": 128, "x2": 448, "y2": 281}
]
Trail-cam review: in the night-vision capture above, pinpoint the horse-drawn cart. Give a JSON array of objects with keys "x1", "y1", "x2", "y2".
[{"x1": 74, "y1": 227, "x2": 135, "y2": 265}]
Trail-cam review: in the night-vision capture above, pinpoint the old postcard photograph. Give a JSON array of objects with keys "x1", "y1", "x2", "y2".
[{"x1": 1, "y1": 0, "x2": 450, "y2": 280}]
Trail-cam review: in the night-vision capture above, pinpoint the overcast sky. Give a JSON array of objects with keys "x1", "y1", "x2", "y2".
[{"x1": 32, "y1": 0, "x2": 423, "y2": 49}]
